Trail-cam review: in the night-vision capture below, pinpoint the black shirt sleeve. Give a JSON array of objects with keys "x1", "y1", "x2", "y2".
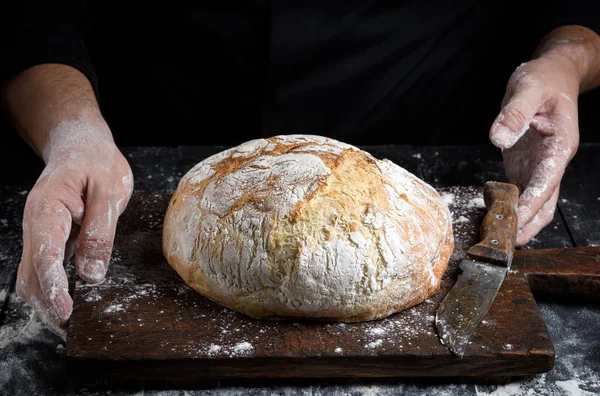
[
  {"x1": 534, "y1": 0, "x2": 600, "y2": 43},
  {"x1": 0, "y1": 1, "x2": 99, "y2": 100}
]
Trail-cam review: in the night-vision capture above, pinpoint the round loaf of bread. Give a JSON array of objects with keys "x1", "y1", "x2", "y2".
[{"x1": 162, "y1": 135, "x2": 453, "y2": 322}]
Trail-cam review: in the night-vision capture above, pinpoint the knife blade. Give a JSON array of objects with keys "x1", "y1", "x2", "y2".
[{"x1": 435, "y1": 181, "x2": 519, "y2": 358}]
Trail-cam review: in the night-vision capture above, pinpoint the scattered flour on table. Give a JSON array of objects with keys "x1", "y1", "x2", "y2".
[
  {"x1": 475, "y1": 374, "x2": 550, "y2": 396},
  {"x1": 441, "y1": 187, "x2": 489, "y2": 262},
  {"x1": 203, "y1": 341, "x2": 254, "y2": 357},
  {"x1": 83, "y1": 288, "x2": 102, "y2": 302},
  {"x1": 466, "y1": 196, "x2": 485, "y2": 209},
  {"x1": 232, "y1": 341, "x2": 254, "y2": 355},
  {"x1": 441, "y1": 192, "x2": 455, "y2": 206},
  {"x1": 0, "y1": 303, "x2": 45, "y2": 350},
  {"x1": 365, "y1": 339, "x2": 383, "y2": 349},
  {"x1": 207, "y1": 344, "x2": 222, "y2": 356},
  {"x1": 475, "y1": 303, "x2": 600, "y2": 396},
  {"x1": 556, "y1": 380, "x2": 597, "y2": 396},
  {"x1": 0, "y1": 292, "x2": 65, "y2": 394},
  {"x1": 97, "y1": 283, "x2": 160, "y2": 315},
  {"x1": 473, "y1": 373, "x2": 598, "y2": 396},
  {"x1": 367, "y1": 327, "x2": 386, "y2": 336},
  {"x1": 104, "y1": 304, "x2": 124, "y2": 313}
]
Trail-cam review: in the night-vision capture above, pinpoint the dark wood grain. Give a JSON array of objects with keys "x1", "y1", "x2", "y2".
[
  {"x1": 513, "y1": 247, "x2": 600, "y2": 301},
  {"x1": 466, "y1": 182, "x2": 519, "y2": 266},
  {"x1": 557, "y1": 144, "x2": 600, "y2": 246},
  {"x1": 66, "y1": 187, "x2": 554, "y2": 381}
]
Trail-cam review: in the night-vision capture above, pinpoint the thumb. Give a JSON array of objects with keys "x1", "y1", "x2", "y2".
[
  {"x1": 489, "y1": 82, "x2": 544, "y2": 149},
  {"x1": 76, "y1": 187, "x2": 119, "y2": 284}
]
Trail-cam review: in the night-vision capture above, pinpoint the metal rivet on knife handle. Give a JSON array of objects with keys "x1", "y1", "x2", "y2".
[{"x1": 467, "y1": 182, "x2": 519, "y2": 268}]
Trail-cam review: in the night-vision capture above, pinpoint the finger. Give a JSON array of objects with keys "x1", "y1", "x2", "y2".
[
  {"x1": 58, "y1": 188, "x2": 85, "y2": 263},
  {"x1": 515, "y1": 147, "x2": 567, "y2": 229},
  {"x1": 18, "y1": 255, "x2": 67, "y2": 339},
  {"x1": 30, "y1": 197, "x2": 74, "y2": 327},
  {"x1": 117, "y1": 167, "x2": 134, "y2": 214},
  {"x1": 76, "y1": 186, "x2": 119, "y2": 284},
  {"x1": 64, "y1": 222, "x2": 81, "y2": 264},
  {"x1": 490, "y1": 81, "x2": 545, "y2": 149},
  {"x1": 16, "y1": 209, "x2": 33, "y2": 301},
  {"x1": 17, "y1": 200, "x2": 67, "y2": 339},
  {"x1": 61, "y1": 193, "x2": 85, "y2": 226},
  {"x1": 516, "y1": 185, "x2": 560, "y2": 246}
]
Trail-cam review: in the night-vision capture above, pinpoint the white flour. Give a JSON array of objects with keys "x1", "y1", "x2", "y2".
[
  {"x1": 201, "y1": 341, "x2": 254, "y2": 357},
  {"x1": 232, "y1": 341, "x2": 254, "y2": 355},
  {"x1": 166, "y1": 135, "x2": 452, "y2": 320},
  {"x1": 556, "y1": 380, "x2": 596, "y2": 396},
  {"x1": 474, "y1": 302, "x2": 600, "y2": 396},
  {"x1": 104, "y1": 304, "x2": 124, "y2": 313},
  {"x1": 0, "y1": 307, "x2": 44, "y2": 349},
  {"x1": 465, "y1": 197, "x2": 485, "y2": 209},
  {"x1": 365, "y1": 339, "x2": 383, "y2": 349}
]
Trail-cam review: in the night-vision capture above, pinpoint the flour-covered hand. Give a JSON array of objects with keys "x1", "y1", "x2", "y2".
[
  {"x1": 489, "y1": 55, "x2": 579, "y2": 246},
  {"x1": 489, "y1": 24, "x2": 600, "y2": 246},
  {"x1": 16, "y1": 112, "x2": 133, "y2": 337}
]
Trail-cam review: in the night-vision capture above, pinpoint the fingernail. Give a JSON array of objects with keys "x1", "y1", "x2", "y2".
[
  {"x1": 490, "y1": 125, "x2": 515, "y2": 149},
  {"x1": 82, "y1": 259, "x2": 107, "y2": 284}
]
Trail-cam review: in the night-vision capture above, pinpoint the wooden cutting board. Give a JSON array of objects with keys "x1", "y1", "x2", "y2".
[{"x1": 66, "y1": 187, "x2": 598, "y2": 381}]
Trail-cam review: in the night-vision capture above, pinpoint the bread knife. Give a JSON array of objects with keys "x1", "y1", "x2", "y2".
[{"x1": 435, "y1": 181, "x2": 519, "y2": 358}]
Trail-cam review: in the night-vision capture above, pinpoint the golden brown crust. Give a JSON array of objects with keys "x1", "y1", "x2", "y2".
[
  {"x1": 162, "y1": 135, "x2": 454, "y2": 322},
  {"x1": 166, "y1": 220, "x2": 452, "y2": 323}
]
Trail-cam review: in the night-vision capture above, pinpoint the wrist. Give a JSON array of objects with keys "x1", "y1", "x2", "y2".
[
  {"x1": 533, "y1": 25, "x2": 600, "y2": 93},
  {"x1": 42, "y1": 113, "x2": 114, "y2": 164},
  {"x1": 2, "y1": 63, "x2": 103, "y2": 157}
]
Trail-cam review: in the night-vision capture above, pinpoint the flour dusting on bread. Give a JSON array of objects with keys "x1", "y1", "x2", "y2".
[{"x1": 163, "y1": 135, "x2": 453, "y2": 322}]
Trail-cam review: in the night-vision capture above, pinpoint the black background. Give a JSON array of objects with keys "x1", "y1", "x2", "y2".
[{"x1": 1, "y1": 3, "x2": 599, "y2": 164}]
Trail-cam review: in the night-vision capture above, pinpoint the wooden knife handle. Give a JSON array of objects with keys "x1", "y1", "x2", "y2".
[{"x1": 466, "y1": 182, "x2": 519, "y2": 267}]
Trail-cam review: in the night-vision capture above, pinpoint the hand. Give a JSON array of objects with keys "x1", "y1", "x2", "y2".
[
  {"x1": 489, "y1": 55, "x2": 579, "y2": 246},
  {"x1": 15, "y1": 114, "x2": 133, "y2": 338}
]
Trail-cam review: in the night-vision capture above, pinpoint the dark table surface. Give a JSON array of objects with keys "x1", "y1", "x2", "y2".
[{"x1": 1, "y1": 142, "x2": 599, "y2": 395}]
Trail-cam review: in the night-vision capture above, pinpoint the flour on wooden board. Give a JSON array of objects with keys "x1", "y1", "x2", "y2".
[
  {"x1": 474, "y1": 303, "x2": 600, "y2": 396},
  {"x1": 202, "y1": 341, "x2": 254, "y2": 357}
]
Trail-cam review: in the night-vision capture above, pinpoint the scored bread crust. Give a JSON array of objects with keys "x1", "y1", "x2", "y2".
[{"x1": 162, "y1": 135, "x2": 454, "y2": 322}]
